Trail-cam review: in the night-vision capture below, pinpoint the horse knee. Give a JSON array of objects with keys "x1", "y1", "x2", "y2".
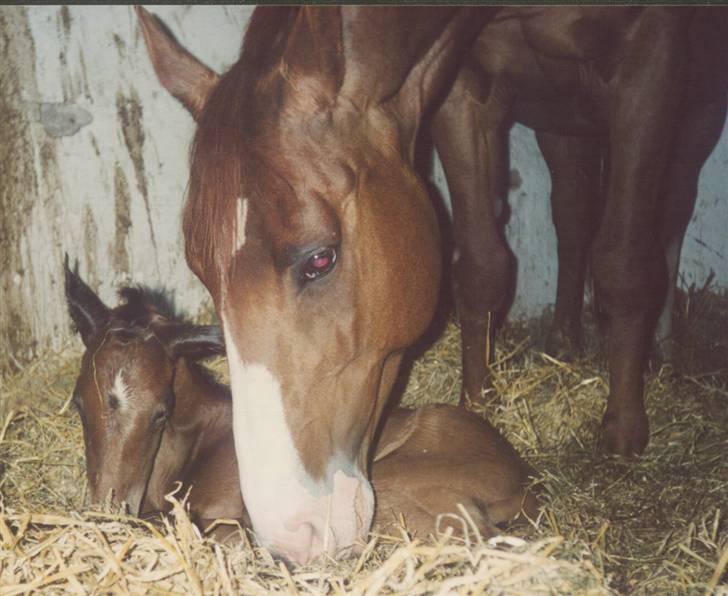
[{"x1": 454, "y1": 245, "x2": 510, "y2": 317}]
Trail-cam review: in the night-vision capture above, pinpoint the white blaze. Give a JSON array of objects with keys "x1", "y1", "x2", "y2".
[
  {"x1": 112, "y1": 370, "x2": 131, "y2": 410},
  {"x1": 221, "y1": 319, "x2": 310, "y2": 542},
  {"x1": 221, "y1": 318, "x2": 375, "y2": 564},
  {"x1": 234, "y1": 197, "x2": 248, "y2": 256}
]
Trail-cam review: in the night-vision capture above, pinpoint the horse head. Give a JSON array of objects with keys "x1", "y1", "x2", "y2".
[{"x1": 137, "y1": 6, "x2": 488, "y2": 564}]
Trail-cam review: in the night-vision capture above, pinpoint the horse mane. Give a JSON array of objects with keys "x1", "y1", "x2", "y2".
[{"x1": 182, "y1": 6, "x2": 343, "y2": 282}]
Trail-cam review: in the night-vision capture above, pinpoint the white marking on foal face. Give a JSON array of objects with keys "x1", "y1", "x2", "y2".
[
  {"x1": 234, "y1": 197, "x2": 248, "y2": 257},
  {"x1": 111, "y1": 370, "x2": 131, "y2": 411}
]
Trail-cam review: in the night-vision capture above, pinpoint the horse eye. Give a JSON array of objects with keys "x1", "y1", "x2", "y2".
[
  {"x1": 152, "y1": 410, "x2": 168, "y2": 427},
  {"x1": 302, "y1": 247, "x2": 337, "y2": 282},
  {"x1": 107, "y1": 393, "x2": 119, "y2": 411}
]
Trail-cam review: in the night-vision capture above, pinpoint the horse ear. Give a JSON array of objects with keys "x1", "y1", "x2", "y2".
[
  {"x1": 64, "y1": 255, "x2": 110, "y2": 346},
  {"x1": 135, "y1": 5, "x2": 220, "y2": 119},
  {"x1": 155, "y1": 323, "x2": 226, "y2": 361}
]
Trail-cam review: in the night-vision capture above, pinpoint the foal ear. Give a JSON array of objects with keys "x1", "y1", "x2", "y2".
[
  {"x1": 135, "y1": 6, "x2": 221, "y2": 119},
  {"x1": 64, "y1": 255, "x2": 110, "y2": 346},
  {"x1": 156, "y1": 324, "x2": 226, "y2": 361}
]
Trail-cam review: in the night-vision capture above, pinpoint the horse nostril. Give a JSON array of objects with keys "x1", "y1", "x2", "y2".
[{"x1": 277, "y1": 521, "x2": 317, "y2": 566}]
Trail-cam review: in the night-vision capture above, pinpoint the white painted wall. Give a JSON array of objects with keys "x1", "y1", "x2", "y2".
[
  {"x1": 0, "y1": 6, "x2": 254, "y2": 365},
  {"x1": 1, "y1": 6, "x2": 726, "y2": 365}
]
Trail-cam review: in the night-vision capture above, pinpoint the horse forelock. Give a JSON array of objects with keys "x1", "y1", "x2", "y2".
[{"x1": 184, "y1": 6, "x2": 345, "y2": 291}]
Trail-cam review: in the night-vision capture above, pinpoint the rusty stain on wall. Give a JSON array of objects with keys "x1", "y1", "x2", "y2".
[
  {"x1": 116, "y1": 88, "x2": 159, "y2": 274},
  {"x1": 0, "y1": 7, "x2": 38, "y2": 372},
  {"x1": 89, "y1": 133, "x2": 101, "y2": 158},
  {"x1": 59, "y1": 5, "x2": 71, "y2": 39},
  {"x1": 77, "y1": 50, "x2": 91, "y2": 100},
  {"x1": 113, "y1": 33, "x2": 126, "y2": 59},
  {"x1": 83, "y1": 205, "x2": 99, "y2": 289},
  {"x1": 112, "y1": 163, "x2": 132, "y2": 275}
]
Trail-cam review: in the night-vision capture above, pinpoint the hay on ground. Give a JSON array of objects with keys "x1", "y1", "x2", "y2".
[{"x1": 1, "y1": 287, "x2": 727, "y2": 593}]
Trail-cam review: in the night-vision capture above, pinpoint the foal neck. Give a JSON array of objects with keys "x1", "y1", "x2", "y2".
[
  {"x1": 170, "y1": 358, "x2": 231, "y2": 447},
  {"x1": 141, "y1": 357, "x2": 230, "y2": 513}
]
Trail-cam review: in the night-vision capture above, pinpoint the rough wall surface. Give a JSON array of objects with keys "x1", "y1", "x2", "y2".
[
  {"x1": 0, "y1": 6, "x2": 254, "y2": 370},
  {"x1": 1, "y1": 7, "x2": 41, "y2": 368},
  {"x1": 0, "y1": 6, "x2": 726, "y2": 367}
]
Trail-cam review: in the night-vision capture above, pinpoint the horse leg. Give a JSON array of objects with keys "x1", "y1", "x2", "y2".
[
  {"x1": 655, "y1": 57, "x2": 728, "y2": 364},
  {"x1": 535, "y1": 131, "x2": 603, "y2": 359},
  {"x1": 592, "y1": 10, "x2": 690, "y2": 456},
  {"x1": 432, "y1": 65, "x2": 510, "y2": 407}
]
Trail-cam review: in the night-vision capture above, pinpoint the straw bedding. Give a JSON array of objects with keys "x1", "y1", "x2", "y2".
[{"x1": 1, "y1": 287, "x2": 726, "y2": 594}]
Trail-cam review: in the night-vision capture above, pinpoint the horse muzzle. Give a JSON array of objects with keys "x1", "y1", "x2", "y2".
[{"x1": 249, "y1": 469, "x2": 375, "y2": 566}]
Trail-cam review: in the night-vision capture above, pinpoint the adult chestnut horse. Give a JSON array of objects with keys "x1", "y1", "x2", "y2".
[
  {"x1": 432, "y1": 7, "x2": 726, "y2": 456},
  {"x1": 137, "y1": 6, "x2": 494, "y2": 564},
  {"x1": 136, "y1": 5, "x2": 720, "y2": 562}
]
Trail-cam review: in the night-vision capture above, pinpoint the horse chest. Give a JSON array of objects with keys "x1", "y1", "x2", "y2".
[{"x1": 474, "y1": 12, "x2": 620, "y2": 135}]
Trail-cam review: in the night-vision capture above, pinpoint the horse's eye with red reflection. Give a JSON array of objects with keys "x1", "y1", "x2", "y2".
[{"x1": 303, "y1": 247, "x2": 337, "y2": 282}]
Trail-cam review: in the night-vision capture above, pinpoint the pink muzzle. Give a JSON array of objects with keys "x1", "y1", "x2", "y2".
[{"x1": 247, "y1": 469, "x2": 375, "y2": 566}]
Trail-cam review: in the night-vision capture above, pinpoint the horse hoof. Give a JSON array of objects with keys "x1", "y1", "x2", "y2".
[
  {"x1": 459, "y1": 384, "x2": 498, "y2": 411},
  {"x1": 599, "y1": 409, "x2": 649, "y2": 457}
]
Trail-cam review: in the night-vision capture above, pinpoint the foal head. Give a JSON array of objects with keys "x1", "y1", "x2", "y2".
[
  {"x1": 64, "y1": 260, "x2": 224, "y2": 515},
  {"x1": 137, "y1": 6, "x2": 484, "y2": 564}
]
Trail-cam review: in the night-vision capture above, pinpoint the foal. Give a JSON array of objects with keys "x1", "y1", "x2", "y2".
[
  {"x1": 372, "y1": 405, "x2": 540, "y2": 536},
  {"x1": 66, "y1": 265, "x2": 537, "y2": 548},
  {"x1": 65, "y1": 261, "x2": 246, "y2": 534}
]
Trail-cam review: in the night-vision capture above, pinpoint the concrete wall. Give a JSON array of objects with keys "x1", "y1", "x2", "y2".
[{"x1": 1, "y1": 5, "x2": 726, "y2": 368}]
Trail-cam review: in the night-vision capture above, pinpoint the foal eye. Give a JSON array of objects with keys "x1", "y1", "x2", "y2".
[
  {"x1": 302, "y1": 247, "x2": 337, "y2": 282},
  {"x1": 107, "y1": 393, "x2": 119, "y2": 411}
]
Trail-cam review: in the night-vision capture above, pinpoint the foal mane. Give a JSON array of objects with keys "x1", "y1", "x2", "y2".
[
  {"x1": 112, "y1": 286, "x2": 176, "y2": 334},
  {"x1": 182, "y1": 6, "x2": 344, "y2": 282}
]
